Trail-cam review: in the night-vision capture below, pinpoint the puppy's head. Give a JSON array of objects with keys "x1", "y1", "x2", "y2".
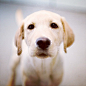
[{"x1": 15, "y1": 10, "x2": 74, "y2": 58}]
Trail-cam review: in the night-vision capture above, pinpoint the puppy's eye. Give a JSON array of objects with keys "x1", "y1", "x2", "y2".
[
  {"x1": 27, "y1": 24, "x2": 34, "y2": 30},
  {"x1": 50, "y1": 23, "x2": 58, "y2": 29}
]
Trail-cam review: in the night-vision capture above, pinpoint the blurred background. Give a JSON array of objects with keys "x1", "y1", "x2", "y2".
[{"x1": 0, "y1": 0, "x2": 86, "y2": 86}]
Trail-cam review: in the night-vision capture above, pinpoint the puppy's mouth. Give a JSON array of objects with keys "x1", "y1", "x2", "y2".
[
  {"x1": 36, "y1": 49, "x2": 51, "y2": 59},
  {"x1": 37, "y1": 53, "x2": 48, "y2": 57}
]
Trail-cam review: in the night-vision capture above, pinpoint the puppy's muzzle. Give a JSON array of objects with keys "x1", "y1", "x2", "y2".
[{"x1": 36, "y1": 37, "x2": 51, "y2": 50}]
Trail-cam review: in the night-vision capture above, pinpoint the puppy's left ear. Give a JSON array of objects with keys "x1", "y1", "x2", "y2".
[{"x1": 61, "y1": 17, "x2": 75, "y2": 53}]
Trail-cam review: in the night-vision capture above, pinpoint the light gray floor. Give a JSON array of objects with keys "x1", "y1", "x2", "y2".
[{"x1": 0, "y1": 3, "x2": 86, "y2": 86}]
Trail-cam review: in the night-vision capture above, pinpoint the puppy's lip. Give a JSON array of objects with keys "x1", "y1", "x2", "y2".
[
  {"x1": 37, "y1": 53, "x2": 48, "y2": 57},
  {"x1": 36, "y1": 52, "x2": 51, "y2": 59},
  {"x1": 37, "y1": 54, "x2": 48, "y2": 59},
  {"x1": 34, "y1": 48, "x2": 52, "y2": 58}
]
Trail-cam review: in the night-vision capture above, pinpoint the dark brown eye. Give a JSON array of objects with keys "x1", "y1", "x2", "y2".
[
  {"x1": 27, "y1": 24, "x2": 34, "y2": 30},
  {"x1": 50, "y1": 23, "x2": 58, "y2": 29}
]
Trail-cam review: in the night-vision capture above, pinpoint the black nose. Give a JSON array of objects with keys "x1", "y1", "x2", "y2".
[{"x1": 36, "y1": 37, "x2": 51, "y2": 50}]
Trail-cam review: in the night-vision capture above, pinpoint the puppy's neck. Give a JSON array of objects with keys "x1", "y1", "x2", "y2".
[{"x1": 31, "y1": 52, "x2": 60, "y2": 70}]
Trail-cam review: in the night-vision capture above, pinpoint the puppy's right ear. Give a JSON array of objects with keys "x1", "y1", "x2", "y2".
[{"x1": 15, "y1": 22, "x2": 24, "y2": 55}]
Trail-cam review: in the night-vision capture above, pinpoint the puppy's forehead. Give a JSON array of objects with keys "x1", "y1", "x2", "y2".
[{"x1": 24, "y1": 10, "x2": 61, "y2": 23}]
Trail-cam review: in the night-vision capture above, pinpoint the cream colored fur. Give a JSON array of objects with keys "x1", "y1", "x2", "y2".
[{"x1": 8, "y1": 10, "x2": 74, "y2": 86}]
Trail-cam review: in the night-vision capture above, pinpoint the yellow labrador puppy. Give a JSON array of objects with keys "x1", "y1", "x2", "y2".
[{"x1": 8, "y1": 10, "x2": 74, "y2": 86}]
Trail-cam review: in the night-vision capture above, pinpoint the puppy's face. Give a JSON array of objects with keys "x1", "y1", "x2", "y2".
[
  {"x1": 24, "y1": 11, "x2": 63, "y2": 58},
  {"x1": 15, "y1": 10, "x2": 74, "y2": 58}
]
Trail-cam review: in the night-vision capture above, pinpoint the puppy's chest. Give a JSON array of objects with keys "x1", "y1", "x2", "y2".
[
  {"x1": 32, "y1": 58, "x2": 52, "y2": 79},
  {"x1": 35, "y1": 58, "x2": 51, "y2": 72},
  {"x1": 23, "y1": 57, "x2": 52, "y2": 81}
]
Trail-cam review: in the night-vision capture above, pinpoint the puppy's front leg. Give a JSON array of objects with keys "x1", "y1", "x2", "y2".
[
  {"x1": 7, "y1": 54, "x2": 21, "y2": 86},
  {"x1": 22, "y1": 71, "x2": 40, "y2": 86}
]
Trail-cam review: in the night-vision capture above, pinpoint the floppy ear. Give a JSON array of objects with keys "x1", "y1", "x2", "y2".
[
  {"x1": 15, "y1": 23, "x2": 24, "y2": 55},
  {"x1": 61, "y1": 17, "x2": 74, "y2": 53}
]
